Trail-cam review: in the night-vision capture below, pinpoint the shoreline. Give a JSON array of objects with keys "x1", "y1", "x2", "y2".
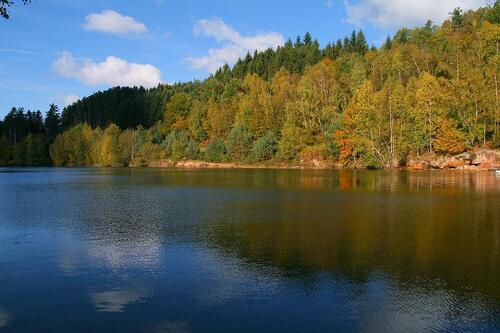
[
  {"x1": 2, "y1": 149, "x2": 499, "y2": 172},
  {"x1": 1, "y1": 163, "x2": 499, "y2": 172},
  {"x1": 145, "y1": 148, "x2": 499, "y2": 172}
]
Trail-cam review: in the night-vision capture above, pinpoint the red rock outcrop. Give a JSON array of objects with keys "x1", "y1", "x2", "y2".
[{"x1": 406, "y1": 149, "x2": 499, "y2": 171}]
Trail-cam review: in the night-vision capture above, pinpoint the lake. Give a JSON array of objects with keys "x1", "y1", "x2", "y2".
[{"x1": 0, "y1": 168, "x2": 499, "y2": 332}]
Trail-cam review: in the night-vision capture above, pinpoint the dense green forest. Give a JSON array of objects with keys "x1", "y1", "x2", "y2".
[
  {"x1": 0, "y1": 105, "x2": 60, "y2": 165},
  {"x1": 1, "y1": 3, "x2": 499, "y2": 168}
]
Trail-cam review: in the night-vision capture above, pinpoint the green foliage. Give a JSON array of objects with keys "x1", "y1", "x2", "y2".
[
  {"x1": 162, "y1": 130, "x2": 186, "y2": 158},
  {"x1": 187, "y1": 101, "x2": 208, "y2": 142},
  {"x1": 226, "y1": 125, "x2": 253, "y2": 161},
  {"x1": 278, "y1": 120, "x2": 304, "y2": 161},
  {"x1": 0, "y1": 135, "x2": 10, "y2": 164},
  {"x1": 485, "y1": 1, "x2": 500, "y2": 24},
  {"x1": 49, "y1": 123, "x2": 94, "y2": 166},
  {"x1": 204, "y1": 138, "x2": 226, "y2": 162},
  {"x1": 44, "y1": 104, "x2": 61, "y2": 143},
  {"x1": 451, "y1": 7, "x2": 464, "y2": 29},
  {"x1": 161, "y1": 129, "x2": 199, "y2": 161},
  {"x1": 185, "y1": 140, "x2": 200, "y2": 160},
  {"x1": 251, "y1": 132, "x2": 278, "y2": 162},
  {"x1": 61, "y1": 83, "x2": 201, "y2": 130},
  {"x1": 325, "y1": 117, "x2": 342, "y2": 159},
  {"x1": 164, "y1": 93, "x2": 192, "y2": 130},
  {"x1": 25, "y1": 134, "x2": 49, "y2": 165},
  {"x1": 11, "y1": 141, "x2": 25, "y2": 165},
  {"x1": 383, "y1": 36, "x2": 393, "y2": 50}
]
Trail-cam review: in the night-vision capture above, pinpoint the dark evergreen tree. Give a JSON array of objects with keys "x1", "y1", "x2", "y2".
[
  {"x1": 44, "y1": 104, "x2": 61, "y2": 143},
  {"x1": 355, "y1": 30, "x2": 369, "y2": 55},
  {"x1": 451, "y1": 7, "x2": 464, "y2": 28},
  {"x1": 383, "y1": 36, "x2": 393, "y2": 50},
  {"x1": 303, "y1": 32, "x2": 312, "y2": 45}
]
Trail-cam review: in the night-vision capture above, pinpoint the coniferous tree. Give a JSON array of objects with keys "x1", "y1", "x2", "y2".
[{"x1": 44, "y1": 104, "x2": 61, "y2": 143}]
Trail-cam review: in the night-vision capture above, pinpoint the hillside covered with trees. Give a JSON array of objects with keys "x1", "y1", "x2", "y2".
[{"x1": 1, "y1": 3, "x2": 499, "y2": 168}]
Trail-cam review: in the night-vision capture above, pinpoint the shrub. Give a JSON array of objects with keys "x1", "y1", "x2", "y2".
[
  {"x1": 162, "y1": 129, "x2": 191, "y2": 161},
  {"x1": 185, "y1": 140, "x2": 200, "y2": 160},
  {"x1": 251, "y1": 132, "x2": 278, "y2": 162},
  {"x1": 205, "y1": 138, "x2": 226, "y2": 162},
  {"x1": 226, "y1": 125, "x2": 253, "y2": 161},
  {"x1": 277, "y1": 121, "x2": 303, "y2": 161},
  {"x1": 433, "y1": 119, "x2": 467, "y2": 154}
]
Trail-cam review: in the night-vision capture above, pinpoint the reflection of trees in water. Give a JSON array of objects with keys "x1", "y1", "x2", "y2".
[
  {"x1": 0, "y1": 308, "x2": 9, "y2": 328},
  {"x1": 181, "y1": 172, "x2": 500, "y2": 303},
  {"x1": 142, "y1": 169, "x2": 500, "y2": 193},
  {"x1": 181, "y1": 179, "x2": 500, "y2": 328}
]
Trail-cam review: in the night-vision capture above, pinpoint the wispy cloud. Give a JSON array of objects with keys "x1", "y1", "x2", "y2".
[
  {"x1": 186, "y1": 18, "x2": 284, "y2": 73},
  {"x1": 83, "y1": 10, "x2": 147, "y2": 35},
  {"x1": 345, "y1": 0, "x2": 484, "y2": 27},
  {"x1": 53, "y1": 51, "x2": 162, "y2": 88},
  {"x1": 0, "y1": 48, "x2": 36, "y2": 55}
]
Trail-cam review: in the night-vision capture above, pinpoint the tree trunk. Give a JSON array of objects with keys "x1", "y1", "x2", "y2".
[
  {"x1": 494, "y1": 72, "x2": 499, "y2": 143},
  {"x1": 388, "y1": 92, "x2": 395, "y2": 166}
]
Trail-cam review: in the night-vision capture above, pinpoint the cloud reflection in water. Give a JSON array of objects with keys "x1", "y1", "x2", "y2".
[{"x1": 90, "y1": 290, "x2": 146, "y2": 313}]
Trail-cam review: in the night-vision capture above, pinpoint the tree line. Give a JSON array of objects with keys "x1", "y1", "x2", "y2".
[
  {"x1": 2, "y1": 3, "x2": 500, "y2": 167},
  {"x1": 0, "y1": 105, "x2": 61, "y2": 165}
]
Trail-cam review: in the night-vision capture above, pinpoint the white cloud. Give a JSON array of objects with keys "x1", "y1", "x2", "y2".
[
  {"x1": 345, "y1": 0, "x2": 484, "y2": 27},
  {"x1": 83, "y1": 10, "x2": 147, "y2": 35},
  {"x1": 186, "y1": 18, "x2": 285, "y2": 73},
  {"x1": 54, "y1": 51, "x2": 162, "y2": 88},
  {"x1": 326, "y1": 1, "x2": 334, "y2": 9},
  {"x1": 62, "y1": 94, "x2": 79, "y2": 106}
]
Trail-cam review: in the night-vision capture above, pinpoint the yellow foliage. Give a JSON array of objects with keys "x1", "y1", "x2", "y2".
[{"x1": 433, "y1": 119, "x2": 467, "y2": 154}]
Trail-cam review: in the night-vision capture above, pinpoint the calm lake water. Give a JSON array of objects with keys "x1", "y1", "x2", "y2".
[{"x1": 0, "y1": 168, "x2": 499, "y2": 332}]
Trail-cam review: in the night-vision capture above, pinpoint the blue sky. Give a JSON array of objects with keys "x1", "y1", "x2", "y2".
[{"x1": 0, "y1": 0, "x2": 485, "y2": 117}]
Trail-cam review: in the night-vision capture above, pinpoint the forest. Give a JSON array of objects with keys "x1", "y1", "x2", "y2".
[{"x1": 1, "y1": 3, "x2": 499, "y2": 168}]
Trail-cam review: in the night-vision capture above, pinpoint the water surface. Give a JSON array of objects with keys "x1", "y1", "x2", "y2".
[{"x1": 0, "y1": 168, "x2": 499, "y2": 332}]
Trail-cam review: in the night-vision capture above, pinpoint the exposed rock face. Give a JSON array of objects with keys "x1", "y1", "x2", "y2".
[
  {"x1": 406, "y1": 160, "x2": 429, "y2": 171},
  {"x1": 406, "y1": 149, "x2": 499, "y2": 171}
]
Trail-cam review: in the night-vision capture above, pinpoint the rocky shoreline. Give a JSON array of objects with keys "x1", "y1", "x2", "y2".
[
  {"x1": 147, "y1": 149, "x2": 499, "y2": 171},
  {"x1": 406, "y1": 149, "x2": 499, "y2": 171}
]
